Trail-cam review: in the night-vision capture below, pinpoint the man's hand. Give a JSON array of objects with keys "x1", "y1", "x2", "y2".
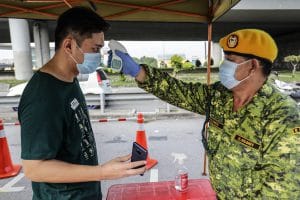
[
  {"x1": 22, "y1": 154, "x2": 146, "y2": 183},
  {"x1": 108, "y1": 50, "x2": 141, "y2": 77},
  {"x1": 99, "y1": 154, "x2": 146, "y2": 180}
]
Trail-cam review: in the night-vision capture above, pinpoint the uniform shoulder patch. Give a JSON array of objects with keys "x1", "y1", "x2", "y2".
[{"x1": 292, "y1": 127, "x2": 300, "y2": 134}]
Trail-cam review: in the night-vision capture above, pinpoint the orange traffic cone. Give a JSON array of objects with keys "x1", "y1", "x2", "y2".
[
  {"x1": 0, "y1": 119, "x2": 21, "y2": 179},
  {"x1": 135, "y1": 113, "x2": 158, "y2": 170}
]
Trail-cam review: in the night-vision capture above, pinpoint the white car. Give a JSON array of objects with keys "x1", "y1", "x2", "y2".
[
  {"x1": 6, "y1": 82, "x2": 27, "y2": 96},
  {"x1": 79, "y1": 68, "x2": 112, "y2": 95},
  {"x1": 7, "y1": 68, "x2": 112, "y2": 96},
  {"x1": 273, "y1": 79, "x2": 300, "y2": 96}
]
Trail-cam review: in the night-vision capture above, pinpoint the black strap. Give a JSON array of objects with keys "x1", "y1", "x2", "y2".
[{"x1": 201, "y1": 84, "x2": 217, "y2": 156}]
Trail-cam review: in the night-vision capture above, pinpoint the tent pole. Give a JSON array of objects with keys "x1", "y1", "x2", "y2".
[
  {"x1": 202, "y1": 22, "x2": 212, "y2": 176},
  {"x1": 207, "y1": 23, "x2": 212, "y2": 86}
]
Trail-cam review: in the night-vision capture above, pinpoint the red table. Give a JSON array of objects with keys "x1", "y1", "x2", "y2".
[{"x1": 106, "y1": 179, "x2": 217, "y2": 200}]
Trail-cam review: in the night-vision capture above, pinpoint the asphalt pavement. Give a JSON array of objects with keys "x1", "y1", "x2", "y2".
[{"x1": 0, "y1": 116, "x2": 208, "y2": 200}]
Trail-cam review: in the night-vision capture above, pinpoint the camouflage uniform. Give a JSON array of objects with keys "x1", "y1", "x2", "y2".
[{"x1": 137, "y1": 65, "x2": 300, "y2": 199}]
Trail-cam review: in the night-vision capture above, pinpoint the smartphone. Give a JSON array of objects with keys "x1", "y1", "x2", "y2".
[{"x1": 131, "y1": 142, "x2": 148, "y2": 169}]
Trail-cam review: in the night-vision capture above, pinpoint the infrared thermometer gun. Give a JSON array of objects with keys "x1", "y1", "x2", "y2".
[{"x1": 108, "y1": 40, "x2": 128, "y2": 72}]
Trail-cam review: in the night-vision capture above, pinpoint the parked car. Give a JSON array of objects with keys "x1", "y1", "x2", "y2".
[
  {"x1": 273, "y1": 79, "x2": 300, "y2": 96},
  {"x1": 80, "y1": 68, "x2": 112, "y2": 95},
  {"x1": 6, "y1": 68, "x2": 111, "y2": 96}
]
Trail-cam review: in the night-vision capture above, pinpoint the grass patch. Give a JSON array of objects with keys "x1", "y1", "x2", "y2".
[
  {"x1": 109, "y1": 75, "x2": 138, "y2": 87},
  {"x1": 108, "y1": 73, "x2": 218, "y2": 87},
  {"x1": 0, "y1": 79, "x2": 26, "y2": 88},
  {"x1": 276, "y1": 71, "x2": 300, "y2": 82}
]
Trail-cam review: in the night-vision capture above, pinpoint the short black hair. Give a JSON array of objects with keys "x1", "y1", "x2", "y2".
[
  {"x1": 54, "y1": 6, "x2": 110, "y2": 51},
  {"x1": 224, "y1": 51, "x2": 273, "y2": 77}
]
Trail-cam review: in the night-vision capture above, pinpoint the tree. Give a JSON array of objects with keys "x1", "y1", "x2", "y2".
[
  {"x1": 133, "y1": 57, "x2": 140, "y2": 64},
  {"x1": 159, "y1": 60, "x2": 168, "y2": 68},
  {"x1": 170, "y1": 54, "x2": 184, "y2": 76},
  {"x1": 134, "y1": 56, "x2": 158, "y2": 68},
  {"x1": 139, "y1": 56, "x2": 158, "y2": 68},
  {"x1": 182, "y1": 60, "x2": 194, "y2": 69},
  {"x1": 284, "y1": 55, "x2": 300, "y2": 77}
]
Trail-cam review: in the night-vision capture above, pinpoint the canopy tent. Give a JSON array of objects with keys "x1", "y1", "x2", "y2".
[
  {"x1": 0, "y1": 1, "x2": 298, "y2": 42},
  {"x1": 0, "y1": 0, "x2": 243, "y2": 91},
  {"x1": 0, "y1": 0, "x2": 240, "y2": 80},
  {"x1": 0, "y1": 0, "x2": 240, "y2": 78},
  {"x1": 0, "y1": 0, "x2": 239, "y2": 23}
]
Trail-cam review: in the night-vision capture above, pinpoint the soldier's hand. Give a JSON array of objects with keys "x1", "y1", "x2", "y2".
[{"x1": 115, "y1": 50, "x2": 141, "y2": 77}]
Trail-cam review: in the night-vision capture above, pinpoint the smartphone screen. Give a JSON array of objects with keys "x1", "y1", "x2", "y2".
[{"x1": 131, "y1": 142, "x2": 148, "y2": 169}]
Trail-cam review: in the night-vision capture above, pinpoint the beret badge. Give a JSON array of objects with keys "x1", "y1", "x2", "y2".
[{"x1": 227, "y1": 34, "x2": 238, "y2": 48}]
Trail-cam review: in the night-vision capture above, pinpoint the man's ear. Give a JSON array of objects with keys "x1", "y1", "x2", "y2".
[
  {"x1": 250, "y1": 59, "x2": 260, "y2": 73},
  {"x1": 62, "y1": 37, "x2": 73, "y2": 54}
]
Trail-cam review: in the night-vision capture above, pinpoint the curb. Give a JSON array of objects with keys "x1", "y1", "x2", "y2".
[
  {"x1": 89, "y1": 111, "x2": 202, "y2": 122},
  {"x1": 0, "y1": 109, "x2": 202, "y2": 124}
]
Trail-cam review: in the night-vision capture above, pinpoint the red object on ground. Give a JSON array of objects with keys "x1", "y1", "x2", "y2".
[
  {"x1": 97, "y1": 118, "x2": 129, "y2": 123},
  {"x1": 135, "y1": 113, "x2": 157, "y2": 170},
  {"x1": 89, "y1": 117, "x2": 136, "y2": 123},
  {"x1": 106, "y1": 179, "x2": 217, "y2": 200},
  {"x1": 0, "y1": 119, "x2": 21, "y2": 179}
]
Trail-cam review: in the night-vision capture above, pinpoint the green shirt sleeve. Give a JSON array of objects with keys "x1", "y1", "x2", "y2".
[
  {"x1": 19, "y1": 87, "x2": 65, "y2": 160},
  {"x1": 137, "y1": 65, "x2": 209, "y2": 115},
  {"x1": 259, "y1": 101, "x2": 300, "y2": 198}
]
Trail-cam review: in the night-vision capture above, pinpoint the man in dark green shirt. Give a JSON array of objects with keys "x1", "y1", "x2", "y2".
[
  {"x1": 109, "y1": 29, "x2": 300, "y2": 199},
  {"x1": 19, "y1": 7, "x2": 146, "y2": 200}
]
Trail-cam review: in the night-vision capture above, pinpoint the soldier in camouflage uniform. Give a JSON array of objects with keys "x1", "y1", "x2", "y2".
[{"x1": 110, "y1": 29, "x2": 300, "y2": 199}]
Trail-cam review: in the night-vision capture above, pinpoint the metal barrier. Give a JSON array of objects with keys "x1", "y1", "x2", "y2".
[
  {"x1": 86, "y1": 92, "x2": 159, "y2": 113},
  {"x1": 0, "y1": 91, "x2": 170, "y2": 114}
]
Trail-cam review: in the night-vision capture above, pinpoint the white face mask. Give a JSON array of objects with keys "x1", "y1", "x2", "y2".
[
  {"x1": 69, "y1": 46, "x2": 101, "y2": 74},
  {"x1": 219, "y1": 59, "x2": 251, "y2": 89}
]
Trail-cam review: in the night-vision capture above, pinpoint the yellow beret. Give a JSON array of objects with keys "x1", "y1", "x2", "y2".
[{"x1": 219, "y1": 29, "x2": 278, "y2": 63}]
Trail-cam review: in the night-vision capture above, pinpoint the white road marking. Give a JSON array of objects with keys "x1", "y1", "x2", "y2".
[
  {"x1": 171, "y1": 152, "x2": 187, "y2": 163},
  {"x1": 0, "y1": 173, "x2": 25, "y2": 192},
  {"x1": 149, "y1": 169, "x2": 158, "y2": 182}
]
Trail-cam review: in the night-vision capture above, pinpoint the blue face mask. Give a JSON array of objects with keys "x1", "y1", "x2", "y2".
[
  {"x1": 70, "y1": 47, "x2": 101, "y2": 74},
  {"x1": 76, "y1": 53, "x2": 101, "y2": 74},
  {"x1": 219, "y1": 59, "x2": 250, "y2": 89}
]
